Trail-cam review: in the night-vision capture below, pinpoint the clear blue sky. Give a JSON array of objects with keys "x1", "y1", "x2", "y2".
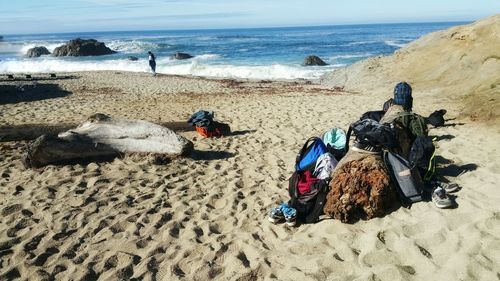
[{"x1": 1, "y1": 0, "x2": 499, "y2": 34}]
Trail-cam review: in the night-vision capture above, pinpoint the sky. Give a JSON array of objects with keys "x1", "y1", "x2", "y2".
[{"x1": 1, "y1": 0, "x2": 499, "y2": 34}]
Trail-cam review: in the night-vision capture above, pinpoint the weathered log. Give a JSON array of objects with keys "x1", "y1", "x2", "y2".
[
  {"x1": 0, "y1": 121, "x2": 194, "y2": 142},
  {"x1": 23, "y1": 134, "x2": 119, "y2": 168},
  {"x1": 60, "y1": 114, "x2": 194, "y2": 155},
  {"x1": 23, "y1": 114, "x2": 194, "y2": 168}
]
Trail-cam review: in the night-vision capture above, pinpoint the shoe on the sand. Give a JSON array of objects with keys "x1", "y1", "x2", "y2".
[
  {"x1": 268, "y1": 205, "x2": 285, "y2": 224},
  {"x1": 281, "y1": 204, "x2": 297, "y2": 227},
  {"x1": 432, "y1": 187, "x2": 453, "y2": 208},
  {"x1": 430, "y1": 181, "x2": 461, "y2": 193},
  {"x1": 440, "y1": 182, "x2": 461, "y2": 193},
  {"x1": 351, "y1": 141, "x2": 381, "y2": 155}
]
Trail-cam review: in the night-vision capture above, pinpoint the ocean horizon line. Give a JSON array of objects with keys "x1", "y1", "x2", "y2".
[{"x1": 1, "y1": 20, "x2": 470, "y2": 37}]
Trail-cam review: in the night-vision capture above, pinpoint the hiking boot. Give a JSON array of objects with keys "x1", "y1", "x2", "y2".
[
  {"x1": 351, "y1": 141, "x2": 381, "y2": 154},
  {"x1": 432, "y1": 187, "x2": 453, "y2": 208},
  {"x1": 268, "y1": 206, "x2": 285, "y2": 224},
  {"x1": 281, "y1": 204, "x2": 297, "y2": 227}
]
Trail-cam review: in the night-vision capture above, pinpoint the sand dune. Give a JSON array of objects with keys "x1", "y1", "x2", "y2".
[{"x1": 321, "y1": 14, "x2": 500, "y2": 123}]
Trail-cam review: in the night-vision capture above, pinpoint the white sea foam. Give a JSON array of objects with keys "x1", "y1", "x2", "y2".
[
  {"x1": 0, "y1": 43, "x2": 23, "y2": 53},
  {"x1": 329, "y1": 53, "x2": 373, "y2": 60},
  {"x1": 0, "y1": 58, "x2": 149, "y2": 73},
  {"x1": 0, "y1": 42, "x2": 62, "y2": 54},
  {"x1": 193, "y1": 54, "x2": 221, "y2": 60},
  {"x1": 384, "y1": 40, "x2": 407, "y2": 48},
  {"x1": 344, "y1": 41, "x2": 377, "y2": 46},
  {"x1": 106, "y1": 40, "x2": 159, "y2": 53},
  {"x1": 0, "y1": 58, "x2": 342, "y2": 80},
  {"x1": 19, "y1": 43, "x2": 63, "y2": 54}
]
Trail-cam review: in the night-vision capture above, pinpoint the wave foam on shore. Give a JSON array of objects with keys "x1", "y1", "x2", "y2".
[{"x1": 0, "y1": 58, "x2": 341, "y2": 80}]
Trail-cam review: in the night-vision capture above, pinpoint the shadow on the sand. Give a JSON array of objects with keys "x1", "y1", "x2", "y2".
[
  {"x1": 0, "y1": 74, "x2": 77, "y2": 82},
  {"x1": 439, "y1": 163, "x2": 478, "y2": 177},
  {"x1": 435, "y1": 155, "x2": 478, "y2": 177},
  {"x1": 441, "y1": 123, "x2": 466, "y2": 127},
  {"x1": 230, "y1": 130, "x2": 257, "y2": 136},
  {"x1": 189, "y1": 150, "x2": 235, "y2": 161},
  {"x1": 435, "y1": 156, "x2": 454, "y2": 165},
  {"x1": 0, "y1": 83, "x2": 71, "y2": 105},
  {"x1": 432, "y1": 134, "x2": 455, "y2": 142}
]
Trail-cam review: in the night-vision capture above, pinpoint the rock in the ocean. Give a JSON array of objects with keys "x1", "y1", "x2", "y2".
[
  {"x1": 52, "y1": 38, "x2": 117, "y2": 57},
  {"x1": 303, "y1": 55, "x2": 328, "y2": 66},
  {"x1": 26, "y1": 46, "x2": 51, "y2": 58},
  {"x1": 170, "y1": 52, "x2": 194, "y2": 60},
  {"x1": 128, "y1": 56, "x2": 139, "y2": 61}
]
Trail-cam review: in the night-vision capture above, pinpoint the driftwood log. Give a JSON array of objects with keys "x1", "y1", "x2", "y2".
[
  {"x1": 24, "y1": 134, "x2": 120, "y2": 168},
  {"x1": 323, "y1": 151, "x2": 398, "y2": 223},
  {"x1": 23, "y1": 114, "x2": 194, "y2": 168},
  {"x1": 0, "y1": 121, "x2": 194, "y2": 142}
]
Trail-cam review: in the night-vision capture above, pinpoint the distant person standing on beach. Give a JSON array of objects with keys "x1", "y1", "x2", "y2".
[{"x1": 148, "y1": 51, "x2": 156, "y2": 76}]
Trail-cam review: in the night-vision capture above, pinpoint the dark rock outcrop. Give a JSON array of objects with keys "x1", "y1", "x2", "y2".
[
  {"x1": 170, "y1": 52, "x2": 194, "y2": 60},
  {"x1": 127, "y1": 56, "x2": 139, "y2": 61},
  {"x1": 303, "y1": 55, "x2": 328, "y2": 66},
  {"x1": 26, "y1": 46, "x2": 51, "y2": 58},
  {"x1": 52, "y1": 38, "x2": 117, "y2": 57}
]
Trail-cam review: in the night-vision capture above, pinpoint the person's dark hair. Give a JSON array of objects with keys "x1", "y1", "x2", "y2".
[{"x1": 393, "y1": 82, "x2": 413, "y2": 111}]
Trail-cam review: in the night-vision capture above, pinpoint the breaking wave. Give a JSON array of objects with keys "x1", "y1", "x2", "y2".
[
  {"x1": 0, "y1": 58, "x2": 342, "y2": 80},
  {"x1": 384, "y1": 40, "x2": 408, "y2": 48}
]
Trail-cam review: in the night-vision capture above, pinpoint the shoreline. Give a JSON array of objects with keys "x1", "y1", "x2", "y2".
[{"x1": 0, "y1": 70, "x2": 322, "y2": 84}]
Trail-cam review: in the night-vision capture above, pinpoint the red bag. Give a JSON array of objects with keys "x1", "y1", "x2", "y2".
[
  {"x1": 195, "y1": 122, "x2": 231, "y2": 138},
  {"x1": 297, "y1": 170, "x2": 319, "y2": 195},
  {"x1": 195, "y1": 126, "x2": 222, "y2": 138}
]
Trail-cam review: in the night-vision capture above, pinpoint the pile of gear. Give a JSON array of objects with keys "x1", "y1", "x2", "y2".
[
  {"x1": 269, "y1": 82, "x2": 457, "y2": 226},
  {"x1": 188, "y1": 110, "x2": 231, "y2": 138}
]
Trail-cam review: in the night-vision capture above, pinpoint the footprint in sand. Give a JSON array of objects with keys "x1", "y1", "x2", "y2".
[
  {"x1": 32, "y1": 247, "x2": 60, "y2": 266},
  {"x1": 236, "y1": 251, "x2": 251, "y2": 268},
  {"x1": 1, "y1": 204, "x2": 23, "y2": 216},
  {"x1": 172, "y1": 264, "x2": 186, "y2": 278}
]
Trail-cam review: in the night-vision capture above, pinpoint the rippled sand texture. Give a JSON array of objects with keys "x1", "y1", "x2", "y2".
[{"x1": 1, "y1": 71, "x2": 499, "y2": 280}]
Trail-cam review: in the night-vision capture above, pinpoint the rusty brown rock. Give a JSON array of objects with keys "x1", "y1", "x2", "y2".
[{"x1": 323, "y1": 152, "x2": 398, "y2": 223}]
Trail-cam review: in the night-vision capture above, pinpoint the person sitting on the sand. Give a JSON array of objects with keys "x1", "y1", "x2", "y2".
[
  {"x1": 379, "y1": 82, "x2": 455, "y2": 208},
  {"x1": 380, "y1": 82, "x2": 413, "y2": 124},
  {"x1": 148, "y1": 51, "x2": 156, "y2": 76}
]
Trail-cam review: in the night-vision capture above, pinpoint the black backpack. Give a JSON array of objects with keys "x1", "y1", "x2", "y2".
[
  {"x1": 360, "y1": 110, "x2": 385, "y2": 122},
  {"x1": 427, "y1": 109, "x2": 447, "y2": 127},
  {"x1": 288, "y1": 171, "x2": 329, "y2": 224},
  {"x1": 409, "y1": 136, "x2": 436, "y2": 182},
  {"x1": 345, "y1": 119, "x2": 399, "y2": 151}
]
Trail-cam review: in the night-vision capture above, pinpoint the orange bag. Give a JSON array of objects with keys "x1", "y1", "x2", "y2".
[{"x1": 195, "y1": 126, "x2": 223, "y2": 138}]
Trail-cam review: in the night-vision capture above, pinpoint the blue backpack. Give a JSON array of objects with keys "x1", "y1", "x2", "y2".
[{"x1": 295, "y1": 137, "x2": 327, "y2": 172}]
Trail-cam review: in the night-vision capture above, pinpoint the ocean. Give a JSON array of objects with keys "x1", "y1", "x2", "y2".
[{"x1": 0, "y1": 22, "x2": 464, "y2": 80}]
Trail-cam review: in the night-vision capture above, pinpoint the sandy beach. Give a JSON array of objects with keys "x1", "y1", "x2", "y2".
[{"x1": 1, "y1": 16, "x2": 500, "y2": 281}]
